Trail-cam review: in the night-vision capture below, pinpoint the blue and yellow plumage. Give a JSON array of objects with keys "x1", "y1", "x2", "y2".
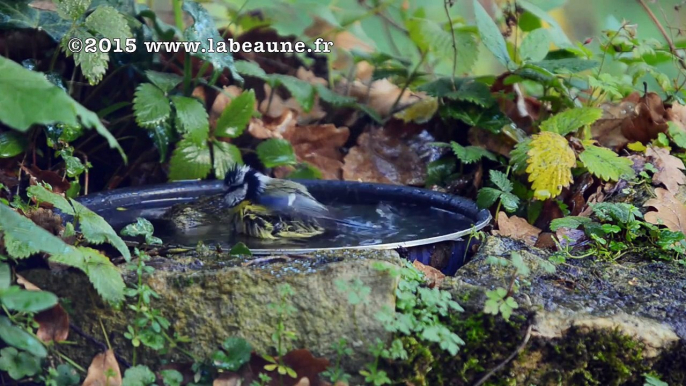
[{"x1": 223, "y1": 164, "x2": 330, "y2": 239}]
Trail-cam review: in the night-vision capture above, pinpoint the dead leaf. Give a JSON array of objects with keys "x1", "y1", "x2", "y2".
[
  {"x1": 213, "y1": 372, "x2": 241, "y2": 386},
  {"x1": 621, "y1": 92, "x2": 669, "y2": 144},
  {"x1": 342, "y1": 130, "x2": 427, "y2": 185},
  {"x1": 468, "y1": 127, "x2": 516, "y2": 158},
  {"x1": 25, "y1": 208, "x2": 64, "y2": 235},
  {"x1": 248, "y1": 110, "x2": 298, "y2": 140},
  {"x1": 82, "y1": 350, "x2": 122, "y2": 386},
  {"x1": 494, "y1": 212, "x2": 542, "y2": 246},
  {"x1": 534, "y1": 232, "x2": 557, "y2": 249},
  {"x1": 667, "y1": 102, "x2": 686, "y2": 130},
  {"x1": 259, "y1": 83, "x2": 326, "y2": 124},
  {"x1": 16, "y1": 274, "x2": 69, "y2": 343},
  {"x1": 646, "y1": 146, "x2": 686, "y2": 195},
  {"x1": 412, "y1": 260, "x2": 445, "y2": 288},
  {"x1": 294, "y1": 378, "x2": 311, "y2": 386},
  {"x1": 492, "y1": 75, "x2": 543, "y2": 132},
  {"x1": 644, "y1": 187, "x2": 686, "y2": 234},
  {"x1": 283, "y1": 123, "x2": 349, "y2": 180},
  {"x1": 555, "y1": 227, "x2": 587, "y2": 248},
  {"x1": 20, "y1": 165, "x2": 70, "y2": 194},
  {"x1": 338, "y1": 78, "x2": 423, "y2": 117}
]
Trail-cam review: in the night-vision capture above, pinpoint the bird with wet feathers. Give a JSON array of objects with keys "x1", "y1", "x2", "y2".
[{"x1": 222, "y1": 164, "x2": 336, "y2": 239}]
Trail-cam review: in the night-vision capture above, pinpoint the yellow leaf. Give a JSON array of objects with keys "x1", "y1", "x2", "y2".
[
  {"x1": 526, "y1": 131, "x2": 576, "y2": 200},
  {"x1": 393, "y1": 97, "x2": 438, "y2": 124},
  {"x1": 627, "y1": 141, "x2": 646, "y2": 152}
]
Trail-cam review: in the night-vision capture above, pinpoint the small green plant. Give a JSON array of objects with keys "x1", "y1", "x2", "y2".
[
  {"x1": 211, "y1": 336, "x2": 253, "y2": 372},
  {"x1": 322, "y1": 339, "x2": 353, "y2": 384},
  {"x1": 250, "y1": 373, "x2": 273, "y2": 386},
  {"x1": 121, "y1": 218, "x2": 190, "y2": 364},
  {"x1": 643, "y1": 373, "x2": 669, "y2": 386},
  {"x1": 359, "y1": 339, "x2": 392, "y2": 386},
  {"x1": 262, "y1": 284, "x2": 298, "y2": 380},
  {"x1": 477, "y1": 168, "x2": 520, "y2": 216},
  {"x1": 374, "y1": 261, "x2": 465, "y2": 356},
  {"x1": 483, "y1": 251, "x2": 555, "y2": 320}
]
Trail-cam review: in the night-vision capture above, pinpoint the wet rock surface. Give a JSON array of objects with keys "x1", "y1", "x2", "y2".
[
  {"x1": 443, "y1": 235, "x2": 686, "y2": 385},
  {"x1": 22, "y1": 248, "x2": 403, "y2": 375}
]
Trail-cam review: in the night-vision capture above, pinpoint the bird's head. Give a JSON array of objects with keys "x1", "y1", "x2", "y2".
[{"x1": 223, "y1": 164, "x2": 267, "y2": 207}]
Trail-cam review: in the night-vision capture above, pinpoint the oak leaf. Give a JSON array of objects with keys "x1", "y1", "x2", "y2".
[
  {"x1": 643, "y1": 187, "x2": 686, "y2": 234},
  {"x1": 82, "y1": 350, "x2": 122, "y2": 386},
  {"x1": 494, "y1": 212, "x2": 542, "y2": 246},
  {"x1": 645, "y1": 146, "x2": 686, "y2": 195},
  {"x1": 525, "y1": 131, "x2": 576, "y2": 200}
]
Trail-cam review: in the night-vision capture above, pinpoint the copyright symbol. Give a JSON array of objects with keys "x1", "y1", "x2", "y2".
[{"x1": 68, "y1": 38, "x2": 82, "y2": 53}]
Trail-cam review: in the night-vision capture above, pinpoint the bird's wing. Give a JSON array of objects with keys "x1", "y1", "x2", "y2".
[{"x1": 259, "y1": 186, "x2": 329, "y2": 218}]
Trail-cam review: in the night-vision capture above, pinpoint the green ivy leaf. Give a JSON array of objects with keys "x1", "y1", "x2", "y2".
[
  {"x1": 234, "y1": 60, "x2": 267, "y2": 80},
  {"x1": 0, "y1": 317, "x2": 47, "y2": 358},
  {"x1": 256, "y1": 138, "x2": 297, "y2": 168},
  {"x1": 0, "y1": 287, "x2": 58, "y2": 313},
  {"x1": 450, "y1": 141, "x2": 496, "y2": 164},
  {"x1": 182, "y1": 1, "x2": 242, "y2": 83},
  {"x1": 144, "y1": 70, "x2": 182, "y2": 93},
  {"x1": 122, "y1": 365, "x2": 156, "y2": 386},
  {"x1": 473, "y1": 0, "x2": 512, "y2": 68},
  {"x1": 170, "y1": 96, "x2": 209, "y2": 144},
  {"x1": 539, "y1": 107, "x2": 603, "y2": 136},
  {"x1": 71, "y1": 200, "x2": 132, "y2": 261},
  {"x1": 120, "y1": 217, "x2": 162, "y2": 245},
  {"x1": 212, "y1": 141, "x2": 243, "y2": 179},
  {"x1": 579, "y1": 145, "x2": 635, "y2": 182},
  {"x1": 0, "y1": 347, "x2": 41, "y2": 380},
  {"x1": 56, "y1": 0, "x2": 91, "y2": 21},
  {"x1": 0, "y1": 56, "x2": 124, "y2": 159},
  {"x1": 215, "y1": 89, "x2": 255, "y2": 138},
  {"x1": 84, "y1": 5, "x2": 131, "y2": 41},
  {"x1": 519, "y1": 28, "x2": 550, "y2": 62},
  {"x1": 425, "y1": 158, "x2": 456, "y2": 187},
  {"x1": 0, "y1": 131, "x2": 28, "y2": 158},
  {"x1": 168, "y1": 138, "x2": 212, "y2": 181},
  {"x1": 0, "y1": 0, "x2": 71, "y2": 41},
  {"x1": 269, "y1": 74, "x2": 315, "y2": 112}
]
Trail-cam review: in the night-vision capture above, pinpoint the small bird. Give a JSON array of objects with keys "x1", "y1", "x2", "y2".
[{"x1": 223, "y1": 164, "x2": 330, "y2": 239}]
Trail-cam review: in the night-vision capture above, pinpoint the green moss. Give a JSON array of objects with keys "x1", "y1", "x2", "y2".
[
  {"x1": 385, "y1": 311, "x2": 530, "y2": 385},
  {"x1": 535, "y1": 328, "x2": 650, "y2": 386}
]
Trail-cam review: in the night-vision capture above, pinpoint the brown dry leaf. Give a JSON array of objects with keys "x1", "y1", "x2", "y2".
[
  {"x1": 646, "y1": 146, "x2": 686, "y2": 195},
  {"x1": 20, "y1": 165, "x2": 70, "y2": 194},
  {"x1": 294, "y1": 378, "x2": 311, "y2": 386},
  {"x1": 555, "y1": 227, "x2": 587, "y2": 249},
  {"x1": 412, "y1": 260, "x2": 445, "y2": 288},
  {"x1": 25, "y1": 208, "x2": 64, "y2": 235},
  {"x1": 468, "y1": 127, "x2": 516, "y2": 158},
  {"x1": 82, "y1": 350, "x2": 122, "y2": 386},
  {"x1": 491, "y1": 76, "x2": 542, "y2": 132},
  {"x1": 338, "y1": 78, "x2": 423, "y2": 117},
  {"x1": 644, "y1": 187, "x2": 686, "y2": 234},
  {"x1": 667, "y1": 102, "x2": 686, "y2": 130},
  {"x1": 284, "y1": 123, "x2": 349, "y2": 180},
  {"x1": 248, "y1": 110, "x2": 298, "y2": 140},
  {"x1": 16, "y1": 274, "x2": 69, "y2": 343},
  {"x1": 494, "y1": 212, "x2": 542, "y2": 246},
  {"x1": 621, "y1": 92, "x2": 669, "y2": 144},
  {"x1": 29, "y1": 0, "x2": 57, "y2": 11},
  {"x1": 342, "y1": 130, "x2": 427, "y2": 185},
  {"x1": 592, "y1": 93, "x2": 642, "y2": 150},
  {"x1": 213, "y1": 372, "x2": 241, "y2": 386},
  {"x1": 259, "y1": 83, "x2": 326, "y2": 124}
]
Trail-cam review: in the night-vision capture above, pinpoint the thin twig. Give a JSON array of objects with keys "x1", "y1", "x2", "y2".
[
  {"x1": 473, "y1": 295, "x2": 534, "y2": 386},
  {"x1": 637, "y1": 0, "x2": 686, "y2": 69},
  {"x1": 69, "y1": 323, "x2": 132, "y2": 369},
  {"x1": 444, "y1": 0, "x2": 458, "y2": 91}
]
